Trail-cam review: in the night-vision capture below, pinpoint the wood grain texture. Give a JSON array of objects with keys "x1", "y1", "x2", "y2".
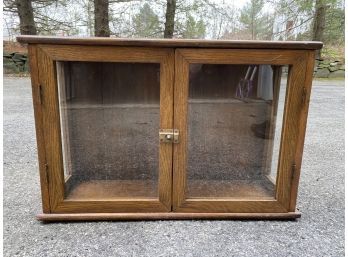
[
  {"x1": 187, "y1": 179, "x2": 274, "y2": 198},
  {"x1": 173, "y1": 48, "x2": 311, "y2": 213},
  {"x1": 54, "y1": 200, "x2": 168, "y2": 213},
  {"x1": 288, "y1": 51, "x2": 316, "y2": 211},
  {"x1": 38, "y1": 44, "x2": 172, "y2": 62},
  {"x1": 37, "y1": 211, "x2": 301, "y2": 221},
  {"x1": 65, "y1": 180, "x2": 159, "y2": 200},
  {"x1": 27, "y1": 41, "x2": 315, "y2": 217},
  {"x1": 37, "y1": 47, "x2": 65, "y2": 211},
  {"x1": 28, "y1": 45, "x2": 51, "y2": 213},
  {"x1": 158, "y1": 49, "x2": 174, "y2": 211},
  {"x1": 176, "y1": 49, "x2": 307, "y2": 65},
  {"x1": 275, "y1": 54, "x2": 309, "y2": 209},
  {"x1": 173, "y1": 50, "x2": 189, "y2": 210},
  {"x1": 179, "y1": 200, "x2": 288, "y2": 213},
  {"x1": 17, "y1": 35, "x2": 323, "y2": 50},
  {"x1": 36, "y1": 45, "x2": 174, "y2": 213}
]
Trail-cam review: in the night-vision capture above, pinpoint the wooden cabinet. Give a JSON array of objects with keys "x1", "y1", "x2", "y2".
[{"x1": 18, "y1": 36, "x2": 322, "y2": 221}]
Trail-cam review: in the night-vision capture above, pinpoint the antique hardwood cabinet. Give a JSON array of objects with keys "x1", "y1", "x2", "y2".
[{"x1": 17, "y1": 36, "x2": 322, "y2": 221}]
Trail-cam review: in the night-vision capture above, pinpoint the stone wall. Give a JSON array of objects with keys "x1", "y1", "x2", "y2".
[
  {"x1": 2, "y1": 51, "x2": 345, "y2": 79},
  {"x1": 314, "y1": 59, "x2": 345, "y2": 78},
  {"x1": 3, "y1": 52, "x2": 29, "y2": 74}
]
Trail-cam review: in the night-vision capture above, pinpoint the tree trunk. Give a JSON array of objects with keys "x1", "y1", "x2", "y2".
[
  {"x1": 94, "y1": 0, "x2": 110, "y2": 37},
  {"x1": 164, "y1": 0, "x2": 176, "y2": 38},
  {"x1": 251, "y1": 2, "x2": 256, "y2": 40},
  {"x1": 87, "y1": 0, "x2": 94, "y2": 36},
  {"x1": 312, "y1": 0, "x2": 327, "y2": 58},
  {"x1": 15, "y1": 0, "x2": 37, "y2": 35}
]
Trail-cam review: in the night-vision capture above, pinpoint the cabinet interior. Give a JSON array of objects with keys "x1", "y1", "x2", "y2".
[{"x1": 56, "y1": 61, "x2": 287, "y2": 201}]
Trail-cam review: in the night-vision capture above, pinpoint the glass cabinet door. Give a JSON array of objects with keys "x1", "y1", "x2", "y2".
[
  {"x1": 57, "y1": 62, "x2": 162, "y2": 200},
  {"x1": 37, "y1": 46, "x2": 173, "y2": 213},
  {"x1": 173, "y1": 49, "x2": 308, "y2": 213}
]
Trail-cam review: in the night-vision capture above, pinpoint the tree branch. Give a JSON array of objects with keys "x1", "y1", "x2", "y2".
[{"x1": 272, "y1": 15, "x2": 313, "y2": 36}]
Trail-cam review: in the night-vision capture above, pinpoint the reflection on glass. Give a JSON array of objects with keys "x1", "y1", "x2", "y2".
[
  {"x1": 56, "y1": 62, "x2": 160, "y2": 200},
  {"x1": 187, "y1": 64, "x2": 287, "y2": 199}
]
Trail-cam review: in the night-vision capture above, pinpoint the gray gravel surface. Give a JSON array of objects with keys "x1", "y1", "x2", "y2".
[{"x1": 4, "y1": 77, "x2": 344, "y2": 257}]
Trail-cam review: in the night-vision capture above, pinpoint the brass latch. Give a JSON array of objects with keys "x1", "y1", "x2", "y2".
[{"x1": 159, "y1": 129, "x2": 179, "y2": 143}]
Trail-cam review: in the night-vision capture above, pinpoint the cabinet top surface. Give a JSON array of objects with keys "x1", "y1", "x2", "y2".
[{"x1": 17, "y1": 36, "x2": 323, "y2": 50}]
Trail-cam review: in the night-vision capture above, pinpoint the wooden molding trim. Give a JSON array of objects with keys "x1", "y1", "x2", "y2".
[
  {"x1": 37, "y1": 211, "x2": 301, "y2": 221},
  {"x1": 17, "y1": 36, "x2": 323, "y2": 50}
]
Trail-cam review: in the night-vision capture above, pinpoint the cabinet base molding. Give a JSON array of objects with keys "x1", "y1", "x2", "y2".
[{"x1": 37, "y1": 212, "x2": 301, "y2": 222}]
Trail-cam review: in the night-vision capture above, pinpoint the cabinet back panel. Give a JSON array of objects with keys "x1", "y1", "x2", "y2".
[{"x1": 186, "y1": 64, "x2": 287, "y2": 198}]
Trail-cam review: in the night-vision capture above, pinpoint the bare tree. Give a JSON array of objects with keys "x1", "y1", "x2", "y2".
[
  {"x1": 164, "y1": 0, "x2": 176, "y2": 38},
  {"x1": 80, "y1": 0, "x2": 95, "y2": 36},
  {"x1": 94, "y1": 0, "x2": 110, "y2": 37},
  {"x1": 14, "y1": 0, "x2": 37, "y2": 35},
  {"x1": 4, "y1": 0, "x2": 78, "y2": 36}
]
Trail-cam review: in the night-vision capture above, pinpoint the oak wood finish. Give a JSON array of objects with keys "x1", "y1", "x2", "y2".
[
  {"x1": 66, "y1": 180, "x2": 159, "y2": 200},
  {"x1": 288, "y1": 50, "x2": 316, "y2": 211},
  {"x1": 275, "y1": 52, "x2": 310, "y2": 210},
  {"x1": 37, "y1": 44, "x2": 173, "y2": 63},
  {"x1": 186, "y1": 179, "x2": 274, "y2": 198},
  {"x1": 37, "y1": 211, "x2": 301, "y2": 221},
  {"x1": 36, "y1": 44, "x2": 174, "y2": 213},
  {"x1": 17, "y1": 35, "x2": 323, "y2": 50},
  {"x1": 28, "y1": 45, "x2": 51, "y2": 213},
  {"x1": 173, "y1": 49, "x2": 311, "y2": 213},
  {"x1": 22, "y1": 37, "x2": 320, "y2": 220},
  {"x1": 37, "y1": 46, "x2": 65, "y2": 211}
]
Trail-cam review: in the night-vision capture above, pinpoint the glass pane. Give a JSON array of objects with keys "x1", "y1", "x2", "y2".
[
  {"x1": 187, "y1": 64, "x2": 288, "y2": 199},
  {"x1": 270, "y1": 68, "x2": 287, "y2": 183},
  {"x1": 56, "y1": 61, "x2": 160, "y2": 200}
]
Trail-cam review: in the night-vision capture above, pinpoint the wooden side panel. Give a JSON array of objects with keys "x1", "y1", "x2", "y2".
[
  {"x1": 37, "y1": 47, "x2": 65, "y2": 211},
  {"x1": 288, "y1": 51, "x2": 316, "y2": 211},
  {"x1": 28, "y1": 45, "x2": 51, "y2": 213},
  {"x1": 275, "y1": 53, "x2": 309, "y2": 209}
]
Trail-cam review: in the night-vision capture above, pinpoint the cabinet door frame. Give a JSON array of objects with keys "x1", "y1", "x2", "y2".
[
  {"x1": 33, "y1": 44, "x2": 174, "y2": 213},
  {"x1": 173, "y1": 48, "x2": 315, "y2": 213}
]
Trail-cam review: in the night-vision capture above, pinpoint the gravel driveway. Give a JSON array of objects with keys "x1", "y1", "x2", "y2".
[{"x1": 3, "y1": 77, "x2": 344, "y2": 257}]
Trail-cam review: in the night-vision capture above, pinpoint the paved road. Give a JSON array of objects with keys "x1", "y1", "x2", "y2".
[{"x1": 3, "y1": 77, "x2": 344, "y2": 257}]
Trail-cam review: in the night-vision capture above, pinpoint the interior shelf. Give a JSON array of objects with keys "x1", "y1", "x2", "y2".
[
  {"x1": 187, "y1": 177, "x2": 275, "y2": 199},
  {"x1": 65, "y1": 177, "x2": 275, "y2": 200},
  {"x1": 66, "y1": 179, "x2": 158, "y2": 200}
]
